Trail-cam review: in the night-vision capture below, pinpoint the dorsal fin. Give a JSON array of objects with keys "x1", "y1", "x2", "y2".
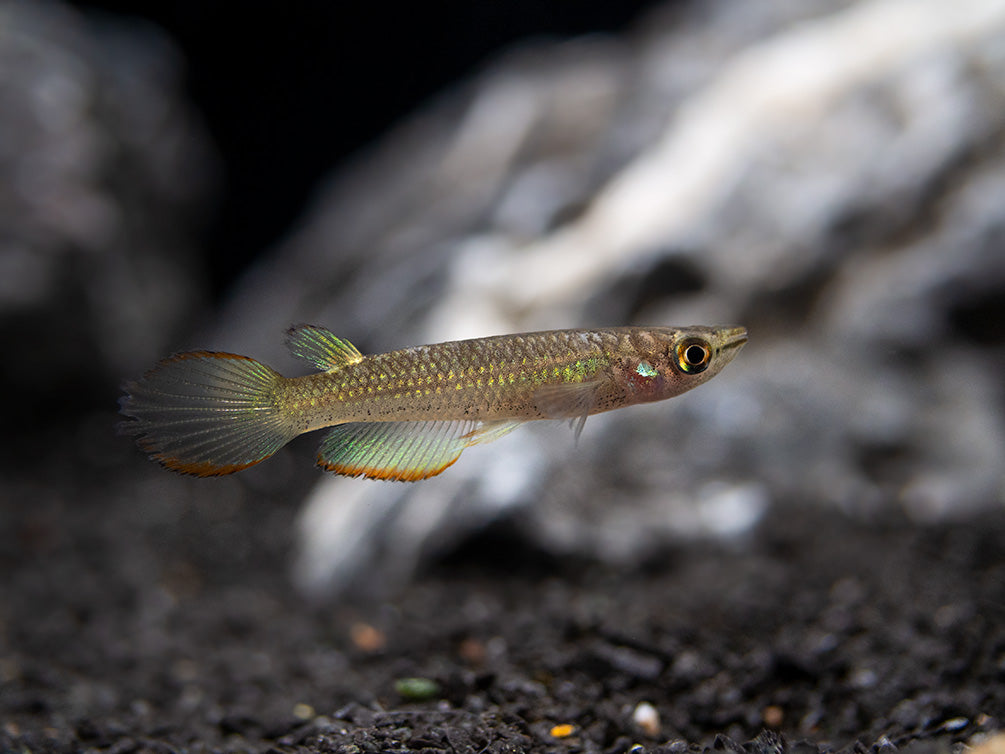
[{"x1": 285, "y1": 324, "x2": 364, "y2": 372}]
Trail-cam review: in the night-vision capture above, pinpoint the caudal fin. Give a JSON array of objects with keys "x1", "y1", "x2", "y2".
[{"x1": 120, "y1": 351, "x2": 297, "y2": 476}]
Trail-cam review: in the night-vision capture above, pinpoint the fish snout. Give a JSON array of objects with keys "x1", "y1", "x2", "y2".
[{"x1": 718, "y1": 325, "x2": 748, "y2": 352}]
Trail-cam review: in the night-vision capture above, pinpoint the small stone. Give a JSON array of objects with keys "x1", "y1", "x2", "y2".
[
  {"x1": 350, "y1": 622, "x2": 386, "y2": 652},
  {"x1": 969, "y1": 733, "x2": 1005, "y2": 754},
  {"x1": 458, "y1": 637, "x2": 486, "y2": 665},
  {"x1": 550, "y1": 723, "x2": 575, "y2": 738},
  {"x1": 394, "y1": 677, "x2": 441, "y2": 701},
  {"x1": 763, "y1": 705, "x2": 784, "y2": 728},
  {"x1": 939, "y1": 717, "x2": 969, "y2": 732},
  {"x1": 633, "y1": 701, "x2": 661, "y2": 737}
]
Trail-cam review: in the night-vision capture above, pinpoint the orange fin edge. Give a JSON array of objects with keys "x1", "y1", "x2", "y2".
[{"x1": 316, "y1": 452, "x2": 461, "y2": 482}]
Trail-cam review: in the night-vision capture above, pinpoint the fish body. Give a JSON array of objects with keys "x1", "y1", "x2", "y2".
[{"x1": 121, "y1": 325, "x2": 747, "y2": 481}]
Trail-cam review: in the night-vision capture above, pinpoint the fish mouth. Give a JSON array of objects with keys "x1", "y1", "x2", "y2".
[{"x1": 718, "y1": 325, "x2": 748, "y2": 351}]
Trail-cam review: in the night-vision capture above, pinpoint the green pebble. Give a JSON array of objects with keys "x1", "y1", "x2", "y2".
[{"x1": 394, "y1": 677, "x2": 441, "y2": 701}]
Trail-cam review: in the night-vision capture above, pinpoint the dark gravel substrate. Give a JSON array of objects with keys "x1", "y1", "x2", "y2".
[{"x1": 2, "y1": 460, "x2": 1002, "y2": 753}]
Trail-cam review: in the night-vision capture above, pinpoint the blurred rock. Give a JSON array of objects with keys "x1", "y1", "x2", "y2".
[
  {"x1": 203, "y1": 0, "x2": 1005, "y2": 596},
  {"x1": 0, "y1": 2, "x2": 216, "y2": 433}
]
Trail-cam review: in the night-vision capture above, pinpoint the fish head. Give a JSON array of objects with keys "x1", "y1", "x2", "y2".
[{"x1": 618, "y1": 325, "x2": 748, "y2": 402}]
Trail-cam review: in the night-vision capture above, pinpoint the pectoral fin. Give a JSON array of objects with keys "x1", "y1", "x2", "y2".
[
  {"x1": 462, "y1": 420, "x2": 523, "y2": 445},
  {"x1": 532, "y1": 380, "x2": 601, "y2": 442}
]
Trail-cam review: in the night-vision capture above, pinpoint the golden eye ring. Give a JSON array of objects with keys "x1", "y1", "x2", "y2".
[{"x1": 676, "y1": 338, "x2": 711, "y2": 374}]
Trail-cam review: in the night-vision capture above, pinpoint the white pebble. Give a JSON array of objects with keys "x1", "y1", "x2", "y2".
[{"x1": 633, "y1": 701, "x2": 661, "y2": 737}]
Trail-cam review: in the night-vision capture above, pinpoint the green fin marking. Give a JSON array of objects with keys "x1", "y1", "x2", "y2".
[
  {"x1": 317, "y1": 419, "x2": 524, "y2": 481},
  {"x1": 286, "y1": 324, "x2": 364, "y2": 372}
]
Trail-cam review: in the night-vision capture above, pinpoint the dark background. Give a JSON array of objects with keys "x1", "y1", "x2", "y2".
[{"x1": 69, "y1": 1, "x2": 664, "y2": 298}]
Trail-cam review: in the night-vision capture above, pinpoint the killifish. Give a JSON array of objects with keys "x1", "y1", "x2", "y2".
[{"x1": 120, "y1": 325, "x2": 747, "y2": 482}]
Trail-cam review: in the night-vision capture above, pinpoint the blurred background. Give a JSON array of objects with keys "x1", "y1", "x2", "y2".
[{"x1": 2, "y1": 0, "x2": 1004, "y2": 600}]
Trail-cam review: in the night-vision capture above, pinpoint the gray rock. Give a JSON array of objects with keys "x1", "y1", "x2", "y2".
[
  {"x1": 0, "y1": 2, "x2": 216, "y2": 404},
  {"x1": 165, "y1": 0, "x2": 1005, "y2": 595}
]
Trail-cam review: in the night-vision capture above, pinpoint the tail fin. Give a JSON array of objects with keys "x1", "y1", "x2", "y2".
[{"x1": 120, "y1": 351, "x2": 297, "y2": 476}]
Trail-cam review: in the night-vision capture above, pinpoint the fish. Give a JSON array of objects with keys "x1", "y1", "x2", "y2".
[{"x1": 120, "y1": 324, "x2": 747, "y2": 482}]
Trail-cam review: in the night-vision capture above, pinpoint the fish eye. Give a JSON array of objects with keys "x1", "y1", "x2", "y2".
[{"x1": 676, "y1": 338, "x2": 711, "y2": 374}]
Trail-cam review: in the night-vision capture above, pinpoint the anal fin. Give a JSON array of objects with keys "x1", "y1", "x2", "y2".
[{"x1": 318, "y1": 419, "x2": 521, "y2": 482}]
